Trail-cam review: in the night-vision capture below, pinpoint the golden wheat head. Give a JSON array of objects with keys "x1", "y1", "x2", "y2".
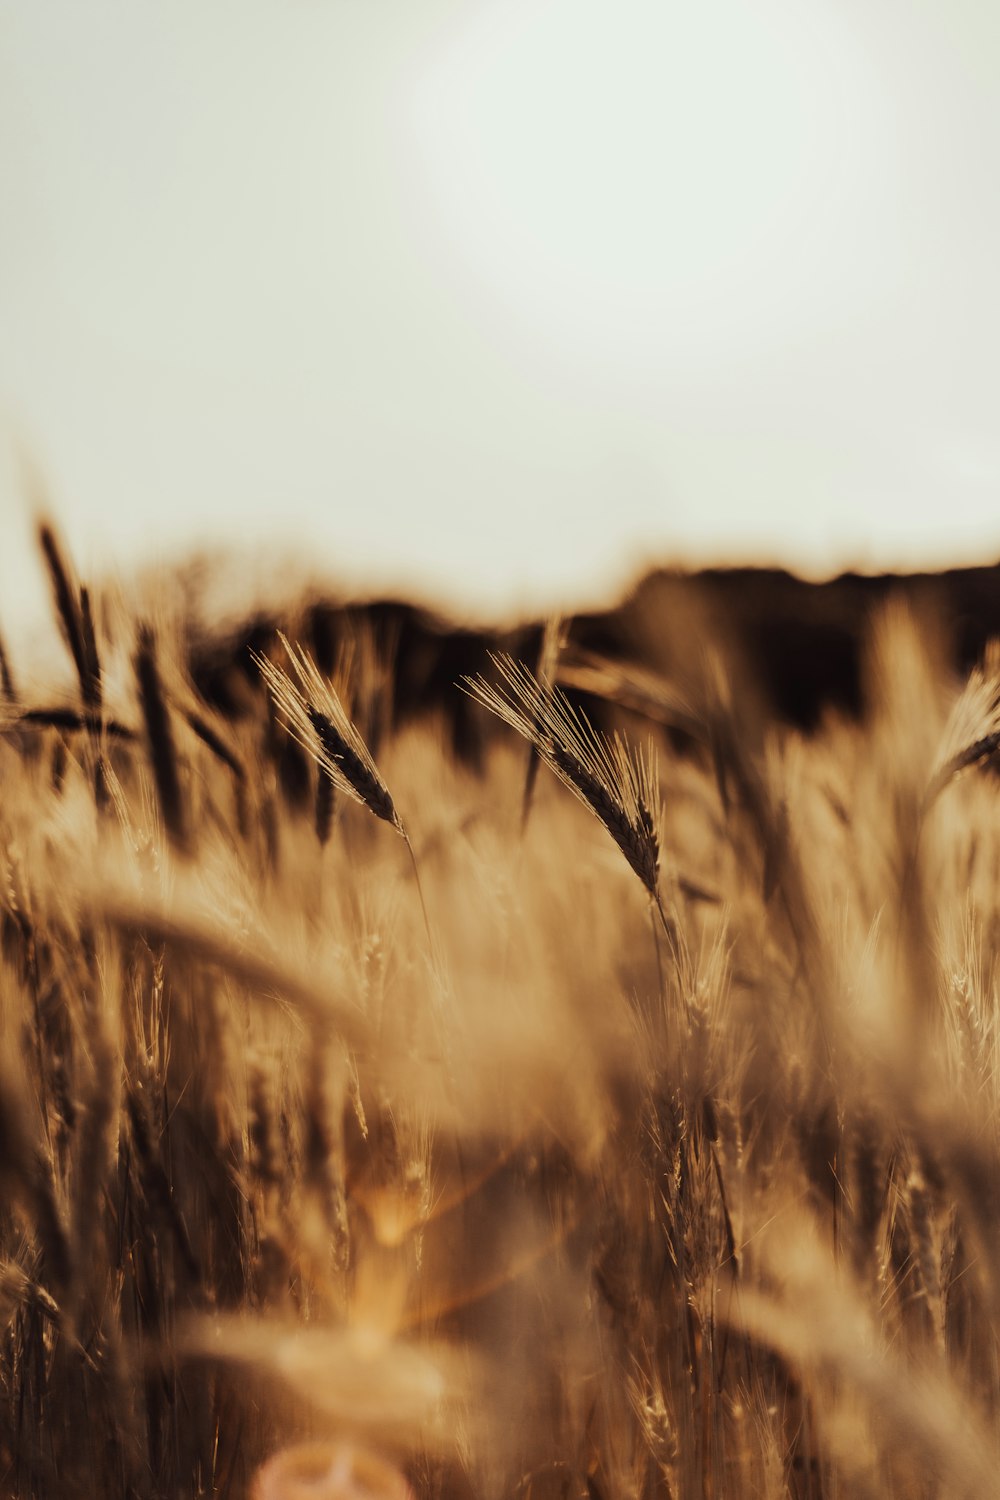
[
  {"x1": 253, "y1": 634, "x2": 404, "y2": 834},
  {"x1": 464, "y1": 652, "x2": 661, "y2": 894}
]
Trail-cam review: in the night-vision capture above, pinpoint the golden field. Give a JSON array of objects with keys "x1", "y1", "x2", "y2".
[{"x1": 1, "y1": 531, "x2": 999, "y2": 1499}]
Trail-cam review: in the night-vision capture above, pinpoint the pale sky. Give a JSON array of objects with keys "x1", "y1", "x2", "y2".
[{"x1": 1, "y1": 0, "x2": 999, "y2": 637}]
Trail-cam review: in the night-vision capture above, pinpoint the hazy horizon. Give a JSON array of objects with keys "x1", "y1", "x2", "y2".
[{"x1": 2, "y1": 0, "x2": 999, "y2": 637}]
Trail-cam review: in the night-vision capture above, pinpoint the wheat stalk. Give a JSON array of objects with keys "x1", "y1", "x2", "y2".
[
  {"x1": 39, "y1": 523, "x2": 109, "y2": 806},
  {"x1": 0, "y1": 631, "x2": 17, "y2": 704},
  {"x1": 464, "y1": 653, "x2": 662, "y2": 896},
  {"x1": 925, "y1": 661, "x2": 1000, "y2": 807},
  {"x1": 135, "y1": 623, "x2": 189, "y2": 854},
  {"x1": 38, "y1": 522, "x2": 94, "y2": 706},
  {"x1": 254, "y1": 635, "x2": 433, "y2": 945},
  {"x1": 254, "y1": 635, "x2": 403, "y2": 835},
  {"x1": 521, "y1": 615, "x2": 568, "y2": 830}
]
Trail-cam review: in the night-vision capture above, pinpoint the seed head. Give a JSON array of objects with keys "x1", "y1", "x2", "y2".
[
  {"x1": 253, "y1": 635, "x2": 403, "y2": 834},
  {"x1": 464, "y1": 653, "x2": 661, "y2": 893}
]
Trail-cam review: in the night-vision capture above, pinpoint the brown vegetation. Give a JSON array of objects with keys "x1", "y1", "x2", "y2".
[{"x1": 1, "y1": 529, "x2": 1000, "y2": 1498}]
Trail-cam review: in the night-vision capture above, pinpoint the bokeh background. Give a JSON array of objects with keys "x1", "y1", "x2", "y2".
[{"x1": 1, "y1": 0, "x2": 998, "y2": 638}]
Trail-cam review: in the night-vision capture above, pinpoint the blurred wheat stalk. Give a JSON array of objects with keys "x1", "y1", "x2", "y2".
[{"x1": 0, "y1": 527, "x2": 1000, "y2": 1497}]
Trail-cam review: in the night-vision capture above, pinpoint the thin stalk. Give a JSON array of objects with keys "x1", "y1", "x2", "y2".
[
  {"x1": 649, "y1": 897, "x2": 665, "y2": 1006},
  {"x1": 403, "y1": 833, "x2": 434, "y2": 956},
  {"x1": 653, "y1": 886, "x2": 688, "y2": 1008}
]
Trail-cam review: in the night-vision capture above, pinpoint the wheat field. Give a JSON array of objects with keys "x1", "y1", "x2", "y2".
[{"x1": 1, "y1": 529, "x2": 1000, "y2": 1499}]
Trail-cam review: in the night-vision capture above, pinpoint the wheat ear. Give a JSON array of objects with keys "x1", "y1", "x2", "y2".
[
  {"x1": 254, "y1": 635, "x2": 403, "y2": 833},
  {"x1": 925, "y1": 662, "x2": 1000, "y2": 808},
  {"x1": 254, "y1": 636, "x2": 432, "y2": 941},
  {"x1": 0, "y1": 632, "x2": 17, "y2": 704},
  {"x1": 38, "y1": 522, "x2": 91, "y2": 702},
  {"x1": 464, "y1": 653, "x2": 662, "y2": 895},
  {"x1": 135, "y1": 624, "x2": 189, "y2": 854}
]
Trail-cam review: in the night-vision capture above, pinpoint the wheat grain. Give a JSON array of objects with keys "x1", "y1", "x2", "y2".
[
  {"x1": 464, "y1": 653, "x2": 661, "y2": 895},
  {"x1": 254, "y1": 635, "x2": 403, "y2": 834},
  {"x1": 926, "y1": 661, "x2": 1000, "y2": 805}
]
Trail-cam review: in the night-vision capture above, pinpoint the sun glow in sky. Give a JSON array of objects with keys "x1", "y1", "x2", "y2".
[{"x1": 1, "y1": 0, "x2": 999, "y2": 636}]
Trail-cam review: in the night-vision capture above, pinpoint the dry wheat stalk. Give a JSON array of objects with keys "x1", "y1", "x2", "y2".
[
  {"x1": 135, "y1": 624, "x2": 189, "y2": 853},
  {"x1": 925, "y1": 661, "x2": 1000, "y2": 807},
  {"x1": 555, "y1": 648, "x2": 704, "y2": 742},
  {"x1": 521, "y1": 615, "x2": 567, "y2": 830},
  {"x1": 464, "y1": 654, "x2": 662, "y2": 896},
  {"x1": 0, "y1": 631, "x2": 17, "y2": 704},
  {"x1": 8, "y1": 707, "x2": 135, "y2": 740},
  {"x1": 79, "y1": 586, "x2": 102, "y2": 711},
  {"x1": 39, "y1": 523, "x2": 110, "y2": 806},
  {"x1": 39, "y1": 522, "x2": 94, "y2": 706},
  {"x1": 254, "y1": 635, "x2": 404, "y2": 835},
  {"x1": 254, "y1": 636, "x2": 437, "y2": 950}
]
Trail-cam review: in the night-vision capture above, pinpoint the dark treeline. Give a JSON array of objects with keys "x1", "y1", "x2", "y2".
[{"x1": 184, "y1": 561, "x2": 1000, "y2": 758}]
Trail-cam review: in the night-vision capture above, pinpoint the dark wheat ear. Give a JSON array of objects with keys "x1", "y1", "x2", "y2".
[
  {"x1": 0, "y1": 631, "x2": 17, "y2": 705},
  {"x1": 135, "y1": 624, "x2": 190, "y2": 854},
  {"x1": 252, "y1": 634, "x2": 404, "y2": 835},
  {"x1": 38, "y1": 523, "x2": 90, "y2": 698},
  {"x1": 464, "y1": 653, "x2": 662, "y2": 897},
  {"x1": 79, "y1": 587, "x2": 102, "y2": 712},
  {"x1": 39, "y1": 525, "x2": 109, "y2": 805},
  {"x1": 254, "y1": 637, "x2": 433, "y2": 943},
  {"x1": 925, "y1": 661, "x2": 1000, "y2": 808}
]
